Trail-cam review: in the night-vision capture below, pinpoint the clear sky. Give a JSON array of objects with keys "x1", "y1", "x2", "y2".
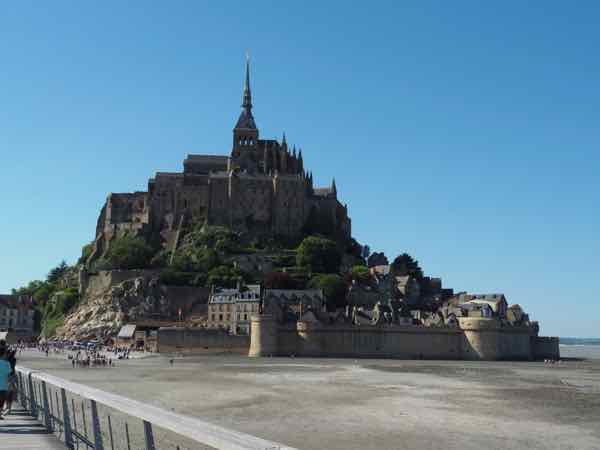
[{"x1": 1, "y1": 2, "x2": 598, "y2": 337}]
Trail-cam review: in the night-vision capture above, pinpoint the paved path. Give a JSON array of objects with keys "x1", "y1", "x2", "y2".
[{"x1": 0, "y1": 408, "x2": 64, "y2": 450}]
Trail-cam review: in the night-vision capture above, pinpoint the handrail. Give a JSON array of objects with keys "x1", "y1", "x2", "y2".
[{"x1": 18, "y1": 366, "x2": 296, "y2": 450}]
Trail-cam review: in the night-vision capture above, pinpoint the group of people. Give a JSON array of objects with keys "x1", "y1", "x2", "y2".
[
  {"x1": 68, "y1": 350, "x2": 114, "y2": 368},
  {"x1": 0, "y1": 340, "x2": 17, "y2": 420}
]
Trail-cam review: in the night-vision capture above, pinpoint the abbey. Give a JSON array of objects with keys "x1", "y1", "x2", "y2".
[{"x1": 90, "y1": 61, "x2": 351, "y2": 260}]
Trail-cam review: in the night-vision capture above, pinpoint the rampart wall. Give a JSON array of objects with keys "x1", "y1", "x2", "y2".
[
  {"x1": 249, "y1": 316, "x2": 560, "y2": 361},
  {"x1": 158, "y1": 327, "x2": 249, "y2": 354}
]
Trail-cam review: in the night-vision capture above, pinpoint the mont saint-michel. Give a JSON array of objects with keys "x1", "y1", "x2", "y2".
[
  {"x1": 4, "y1": 61, "x2": 558, "y2": 364},
  {"x1": 4, "y1": 4, "x2": 600, "y2": 450}
]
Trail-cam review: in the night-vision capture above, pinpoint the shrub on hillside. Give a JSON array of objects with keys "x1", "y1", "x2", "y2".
[
  {"x1": 104, "y1": 236, "x2": 154, "y2": 270},
  {"x1": 348, "y1": 265, "x2": 371, "y2": 284},
  {"x1": 296, "y1": 236, "x2": 341, "y2": 273},
  {"x1": 206, "y1": 265, "x2": 246, "y2": 288},
  {"x1": 308, "y1": 274, "x2": 348, "y2": 310}
]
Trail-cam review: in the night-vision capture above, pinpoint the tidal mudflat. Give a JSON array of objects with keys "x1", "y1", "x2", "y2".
[{"x1": 19, "y1": 349, "x2": 600, "y2": 450}]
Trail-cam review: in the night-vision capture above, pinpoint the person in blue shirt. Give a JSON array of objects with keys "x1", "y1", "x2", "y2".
[{"x1": 0, "y1": 343, "x2": 12, "y2": 420}]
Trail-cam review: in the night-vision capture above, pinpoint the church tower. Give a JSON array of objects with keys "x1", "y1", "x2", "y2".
[{"x1": 232, "y1": 58, "x2": 258, "y2": 157}]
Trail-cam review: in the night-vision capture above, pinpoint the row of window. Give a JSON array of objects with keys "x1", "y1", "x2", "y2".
[
  {"x1": 209, "y1": 303, "x2": 259, "y2": 312},
  {"x1": 210, "y1": 313, "x2": 250, "y2": 322},
  {"x1": 238, "y1": 137, "x2": 255, "y2": 146}
]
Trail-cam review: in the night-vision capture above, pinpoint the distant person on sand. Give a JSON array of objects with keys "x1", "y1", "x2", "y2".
[{"x1": 0, "y1": 344, "x2": 11, "y2": 420}]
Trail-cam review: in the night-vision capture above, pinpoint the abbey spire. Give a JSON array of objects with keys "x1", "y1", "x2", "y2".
[
  {"x1": 233, "y1": 56, "x2": 258, "y2": 155},
  {"x1": 242, "y1": 57, "x2": 252, "y2": 112}
]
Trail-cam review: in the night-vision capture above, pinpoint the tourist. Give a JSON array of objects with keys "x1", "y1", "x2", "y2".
[
  {"x1": 5, "y1": 349, "x2": 17, "y2": 414},
  {"x1": 0, "y1": 345, "x2": 11, "y2": 420}
]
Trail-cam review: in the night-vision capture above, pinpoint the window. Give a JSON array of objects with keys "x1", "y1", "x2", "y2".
[
  {"x1": 226, "y1": 314, "x2": 230, "y2": 321},
  {"x1": 219, "y1": 314, "x2": 223, "y2": 321},
  {"x1": 211, "y1": 314, "x2": 215, "y2": 321},
  {"x1": 244, "y1": 314, "x2": 248, "y2": 321}
]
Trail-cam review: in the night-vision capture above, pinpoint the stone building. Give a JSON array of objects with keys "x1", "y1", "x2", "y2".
[
  {"x1": 88, "y1": 60, "x2": 352, "y2": 264},
  {"x1": 232, "y1": 285, "x2": 261, "y2": 335},
  {"x1": 263, "y1": 289, "x2": 324, "y2": 321},
  {"x1": 207, "y1": 288, "x2": 239, "y2": 332},
  {"x1": 0, "y1": 295, "x2": 35, "y2": 339}
]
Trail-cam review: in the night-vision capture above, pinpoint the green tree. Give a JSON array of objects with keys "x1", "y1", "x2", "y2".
[
  {"x1": 47, "y1": 260, "x2": 69, "y2": 284},
  {"x1": 390, "y1": 253, "x2": 423, "y2": 280},
  {"x1": 32, "y1": 282, "x2": 54, "y2": 304},
  {"x1": 349, "y1": 265, "x2": 371, "y2": 284},
  {"x1": 207, "y1": 265, "x2": 245, "y2": 288},
  {"x1": 308, "y1": 274, "x2": 347, "y2": 310},
  {"x1": 78, "y1": 243, "x2": 94, "y2": 265},
  {"x1": 104, "y1": 236, "x2": 154, "y2": 270},
  {"x1": 159, "y1": 268, "x2": 195, "y2": 286},
  {"x1": 296, "y1": 236, "x2": 341, "y2": 273}
]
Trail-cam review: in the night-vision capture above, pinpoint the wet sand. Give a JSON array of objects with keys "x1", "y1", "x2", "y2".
[{"x1": 18, "y1": 349, "x2": 600, "y2": 450}]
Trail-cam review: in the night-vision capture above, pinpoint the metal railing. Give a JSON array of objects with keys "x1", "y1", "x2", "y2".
[{"x1": 16, "y1": 366, "x2": 296, "y2": 450}]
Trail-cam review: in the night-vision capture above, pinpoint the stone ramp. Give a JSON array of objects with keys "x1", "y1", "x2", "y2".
[{"x1": 0, "y1": 408, "x2": 64, "y2": 450}]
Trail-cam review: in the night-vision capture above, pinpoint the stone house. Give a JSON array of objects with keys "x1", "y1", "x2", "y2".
[
  {"x1": 207, "y1": 288, "x2": 239, "y2": 332},
  {"x1": 263, "y1": 289, "x2": 325, "y2": 321},
  {"x1": 395, "y1": 276, "x2": 421, "y2": 305},
  {"x1": 232, "y1": 285, "x2": 261, "y2": 335},
  {"x1": 459, "y1": 293, "x2": 508, "y2": 318},
  {"x1": 116, "y1": 324, "x2": 136, "y2": 348},
  {"x1": 0, "y1": 295, "x2": 35, "y2": 339}
]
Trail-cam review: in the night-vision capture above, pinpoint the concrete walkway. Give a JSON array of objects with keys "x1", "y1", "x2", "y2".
[{"x1": 0, "y1": 408, "x2": 64, "y2": 450}]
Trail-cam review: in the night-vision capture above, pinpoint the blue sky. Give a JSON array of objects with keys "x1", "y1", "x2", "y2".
[{"x1": 1, "y1": 2, "x2": 598, "y2": 337}]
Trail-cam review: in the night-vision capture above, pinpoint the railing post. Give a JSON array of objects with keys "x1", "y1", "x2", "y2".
[
  {"x1": 125, "y1": 422, "x2": 132, "y2": 450},
  {"x1": 143, "y1": 420, "x2": 156, "y2": 450},
  {"x1": 61, "y1": 388, "x2": 74, "y2": 449},
  {"x1": 17, "y1": 372, "x2": 26, "y2": 408},
  {"x1": 41, "y1": 381, "x2": 53, "y2": 432},
  {"x1": 27, "y1": 373, "x2": 37, "y2": 416},
  {"x1": 90, "y1": 399, "x2": 104, "y2": 450}
]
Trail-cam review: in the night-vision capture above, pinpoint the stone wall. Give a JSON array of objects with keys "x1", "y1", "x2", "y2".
[
  {"x1": 158, "y1": 327, "x2": 250, "y2": 354},
  {"x1": 250, "y1": 315, "x2": 556, "y2": 361}
]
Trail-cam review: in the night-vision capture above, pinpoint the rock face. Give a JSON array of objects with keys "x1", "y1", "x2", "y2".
[{"x1": 57, "y1": 274, "x2": 170, "y2": 341}]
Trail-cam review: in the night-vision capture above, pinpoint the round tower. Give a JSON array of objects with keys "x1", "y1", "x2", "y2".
[
  {"x1": 458, "y1": 317, "x2": 501, "y2": 360},
  {"x1": 248, "y1": 314, "x2": 278, "y2": 357}
]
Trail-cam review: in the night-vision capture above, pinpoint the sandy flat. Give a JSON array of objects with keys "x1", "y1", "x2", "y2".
[{"x1": 18, "y1": 349, "x2": 600, "y2": 450}]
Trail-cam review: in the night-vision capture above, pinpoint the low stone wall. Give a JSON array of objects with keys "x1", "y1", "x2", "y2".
[{"x1": 158, "y1": 327, "x2": 250, "y2": 354}]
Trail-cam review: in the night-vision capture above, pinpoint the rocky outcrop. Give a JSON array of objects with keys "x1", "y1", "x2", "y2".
[{"x1": 56, "y1": 274, "x2": 170, "y2": 341}]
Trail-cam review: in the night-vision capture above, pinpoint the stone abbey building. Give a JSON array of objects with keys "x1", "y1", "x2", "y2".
[{"x1": 90, "y1": 61, "x2": 351, "y2": 260}]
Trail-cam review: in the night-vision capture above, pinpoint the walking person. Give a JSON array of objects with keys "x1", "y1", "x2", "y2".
[
  {"x1": 5, "y1": 349, "x2": 18, "y2": 414},
  {"x1": 0, "y1": 345, "x2": 12, "y2": 420}
]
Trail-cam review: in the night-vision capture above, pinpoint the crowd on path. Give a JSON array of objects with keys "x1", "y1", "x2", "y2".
[
  {"x1": 0, "y1": 339, "x2": 17, "y2": 420},
  {"x1": 27, "y1": 341, "x2": 139, "y2": 369}
]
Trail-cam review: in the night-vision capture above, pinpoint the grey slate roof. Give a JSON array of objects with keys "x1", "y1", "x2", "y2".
[
  {"x1": 117, "y1": 324, "x2": 136, "y2": 338},
  {"x1": 313, "y1": 187, "x2": 334, "y2": 197},
  {"x1": 235, "y1": 109, "x2": 257, "y2": 130}
]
